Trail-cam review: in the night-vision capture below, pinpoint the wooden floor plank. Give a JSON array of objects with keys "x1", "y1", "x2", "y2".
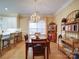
[{"x1": 0, "y1": 41, "x2": 67, "y2": 59}]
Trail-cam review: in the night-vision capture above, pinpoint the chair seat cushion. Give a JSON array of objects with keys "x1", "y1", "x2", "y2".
[{"x1": 33, "y1": 44, "x2": 45, "y2": 55}]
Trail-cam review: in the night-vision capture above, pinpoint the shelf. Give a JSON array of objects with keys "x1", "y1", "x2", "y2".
[
  {"x1": 65, "y1": 21, "x2": 79, "y2": 25},
  {"x1": 47, "y1": 22, "x2": 57, "y2": 42},
  {"x1": 65, "y1": 31, "x2": 79, "y2": 33},
  {"x1": 60, "y1": 10, "x2": 79, "y2": 59},
  {"x1": 59, "y1": 45, "x2": 73, "y2": 55},
  {"x1": 59, "y1": 39, "x2": 79, "y2": 59},
  {"x1": 62, "y1": 39, "x2": 73, "y2": 47},
  {"x1": 59, "y1": 44, "x2": 74, "y2": 59},
  {"x1": 59, "y1": 46, "x2": 66, "y2": 54},
  {"x1": 48, "y1": 30, "x2": 57, "y2": 32}
]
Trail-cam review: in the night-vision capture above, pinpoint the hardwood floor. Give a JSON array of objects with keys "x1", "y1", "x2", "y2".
[{"x1": 0, "y1": 41, "x2": 67, "y2": 59}]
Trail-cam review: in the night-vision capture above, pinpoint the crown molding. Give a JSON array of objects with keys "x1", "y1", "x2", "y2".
[
  {"x1": 55, "y1": 0, "x2": 74, "y2": 16},
  {"x1": 0, "y1": 13, "x2": 18, "y2": 17}
]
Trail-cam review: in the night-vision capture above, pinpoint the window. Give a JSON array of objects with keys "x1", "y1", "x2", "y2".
[
  {"x1": 29, "y1": 20, "x2": 46, "y2": 36},
  {"x1": 0, "y1": 17, "x2": 17, "y2": 31}
]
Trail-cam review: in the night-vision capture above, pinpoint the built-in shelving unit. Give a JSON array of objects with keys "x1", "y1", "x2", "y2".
[{"x1": 58, "y1": 10, "x2": 79, "y2": 59}]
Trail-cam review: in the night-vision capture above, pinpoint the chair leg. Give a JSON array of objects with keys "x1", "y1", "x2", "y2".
[
  {"x1": 8, "y1": 40, "x2": 10, "y2": 47},
  {"x1": 2, "y1": 40, "x2": 4, "y2": 50},
  {"x1": 33, "y1": 55, "x2": 34, "y2": 59},
  {"x1": 44, "y1": 51, "x2": 45, "y2": 59},
  {"x1": 44, "y1": 55, "x2": 45, "y2": 59}
]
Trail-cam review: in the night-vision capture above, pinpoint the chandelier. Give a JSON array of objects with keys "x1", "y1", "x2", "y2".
[{"x1": 30, "y1": 0, "x2": 40, "y2": 22}]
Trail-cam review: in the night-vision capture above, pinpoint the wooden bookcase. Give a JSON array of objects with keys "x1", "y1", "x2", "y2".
[
  {"x1": 58, "y1": 10, "x2": 79, "y2": 59},
  {"x1": 47, "y1": 22, "x2": 57, "y2": 42},
  {"x1": 59, "y1": 22, "x2": 79, "y2": 59}
]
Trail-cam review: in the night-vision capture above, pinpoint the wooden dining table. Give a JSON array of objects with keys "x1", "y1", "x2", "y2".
[{"x1": 25, "y1": 36, "x2": 49, "y2": 59}]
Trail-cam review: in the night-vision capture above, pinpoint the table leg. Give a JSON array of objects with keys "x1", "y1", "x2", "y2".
[
  {"x1": 2, "y1": 40, "x2": 4, "y2": 50},
  {"x1": 26, "y1": 44, "x2": 28, "y2": 59},
  {"x1": 47, "y1": 43, "x2": 49, "y2": 59}
]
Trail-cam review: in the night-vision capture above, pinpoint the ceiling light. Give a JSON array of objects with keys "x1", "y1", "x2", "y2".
[
  {"x1": 30, "y1": 0, "x2": 40, "y2": 22},
  {"x1": 5, "y1": 8, "x2": 8, "y2": 11}
]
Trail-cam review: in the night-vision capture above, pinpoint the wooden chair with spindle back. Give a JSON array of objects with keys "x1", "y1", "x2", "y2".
[
  {"x1": 32, "y1": 39, "x2": 46, "y2": 59},
  {"x1": 24, "y1": 34, "x2": 28, "y2": 41}
]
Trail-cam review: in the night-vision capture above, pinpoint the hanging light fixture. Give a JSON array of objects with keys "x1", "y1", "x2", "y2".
[{"x1": 30, "y1": 0, "x2": 40, "y2": 22}]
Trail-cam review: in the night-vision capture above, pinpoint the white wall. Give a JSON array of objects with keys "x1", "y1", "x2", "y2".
[{"x1": 19, "y1": 16, "x2": 29, "y2": 38}]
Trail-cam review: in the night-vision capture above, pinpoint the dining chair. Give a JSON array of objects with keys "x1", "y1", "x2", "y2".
[
  {"x1": 0, "y1": 34, "x2": 2, "y2": 55},
  {"x1": 10, "y1": 33, "x2": 16, "y2": 46},
  {"x1": 2, "y1": 34, "x2": 10, "y2": 49},
  {"x1": 17, "y1": 32, "x2": 22, "y2": 41},
  {"x1": 13, "y1": 32, "x2": 22, "y2": 44},
  {"x1": 24, "y1": 34, "x2": 32, "y2": 47},
  {"x1": 24, "y1": 34, "x2": 28, "y2": 41},
  {"x1": 47, "y1": 36, "x2": 51, "y2": 53},
  {"x1": 32, "y1": 39, "x2": 46, "y2": 59},
  {"x1": 14, "y1": 32, "x2": 20, "y2": 43}
]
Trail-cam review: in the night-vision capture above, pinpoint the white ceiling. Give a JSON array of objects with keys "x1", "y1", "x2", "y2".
[{"x1": 0, "y1": 0, "x2": 73, "y2": 16}]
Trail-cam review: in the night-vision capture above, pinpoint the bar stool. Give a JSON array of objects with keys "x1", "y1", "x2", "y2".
[
  {"x1": 2, "y1": 34, "x2": 10, "y2": 50},
  {"x1": 10, "y1": 33, "x2": 15, "y2": 46}
]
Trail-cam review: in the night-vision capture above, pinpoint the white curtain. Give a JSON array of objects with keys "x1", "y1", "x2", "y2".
[{"x1": 29, "y1": 19, "x2": 46, "y2": 36}]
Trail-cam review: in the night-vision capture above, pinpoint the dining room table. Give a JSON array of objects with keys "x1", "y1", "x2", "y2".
[{"x1": 25, "y1": 36, "x2": 50, "y2": 59}]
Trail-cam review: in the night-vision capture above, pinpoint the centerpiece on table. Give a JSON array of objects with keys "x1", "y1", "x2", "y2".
[{"x1": 35, "y1": 32, "x2": 40, "y2": 39}]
